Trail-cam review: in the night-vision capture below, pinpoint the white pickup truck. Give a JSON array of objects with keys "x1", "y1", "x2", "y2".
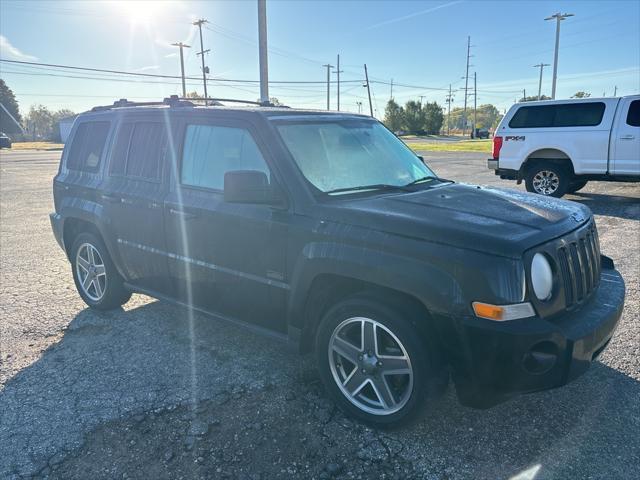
[{"x1": 488, "y1": 95, "x2": 640, "y2": 197}]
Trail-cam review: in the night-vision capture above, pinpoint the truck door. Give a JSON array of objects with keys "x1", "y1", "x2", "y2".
[{"x1": 611, "y1": 98, "x2": 640, "y2": 175}]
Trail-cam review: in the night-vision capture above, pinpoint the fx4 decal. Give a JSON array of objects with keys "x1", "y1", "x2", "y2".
[{"x1": 505, "y1": 135, "x2": 526, "y2": 141}]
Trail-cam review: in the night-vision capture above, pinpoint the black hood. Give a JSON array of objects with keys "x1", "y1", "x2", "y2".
[{"x1": 322, "y1": 183, "x2": 592, "y2": 258}]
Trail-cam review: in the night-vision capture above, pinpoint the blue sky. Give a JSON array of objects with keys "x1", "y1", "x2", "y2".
[{"x1": 1, "y1": 0, "x2": 639, "y2": 117}]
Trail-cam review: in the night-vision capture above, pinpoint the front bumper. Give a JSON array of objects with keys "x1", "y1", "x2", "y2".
[{"x1": 449, "y1": 264, "x2": 625, "y2": 408}]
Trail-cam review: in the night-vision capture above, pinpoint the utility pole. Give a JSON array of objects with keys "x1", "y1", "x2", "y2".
[
  {"x1": 323, "y1": 63, "x2": 333, "y2": 110},
  {"x1": 364, "y1": 64, "x2": 374, "y2": 117},
  {"x1": 545, "y1": 12, "x2": 574, "y2": 99},
  {"x1": 390, "y1": 79, "x2": 394, "y2": 101},
  {"x1": 419, "y1": 95, "x2": 426, "y2": 105},
  {"x1": 257, "y1": 0, "x2": 269, "y2": 104},
  {"x1": 333, "y1": 54, "x2": 344, "y2": 111},
  {"x1": 171, "y1": 42, "x2": 191, "y2": 97},
  {"x1": 193, "y1": 19, "x2": 210, "y2": 103},
  {"x1": 445, "y1": 84, "x2": 454, "y2": 136},
  {"x1": 462, "y1": 35, "x2": 474, "y2": 136},
  {"x1": 533, "y1": 63, "x2": 550, "y2": 100},
  {"x1": 473, "y1": 72, "x2": 477, "y2": 138},
  {"x1": 614, "y1": 85, "x2": 618, "y2": 96},
  {"x1": 523, "y1": 88, "x2": 526, "y2": 101}
]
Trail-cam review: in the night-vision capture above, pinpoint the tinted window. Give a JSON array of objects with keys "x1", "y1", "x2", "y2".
[
  {"x1": 66, "y1": 121, "x2": 110, "y2": 171},
  {"x1": 126, "y1": 123, "x2": 165, "y2": 180},
  {"x1": 626, "y1": 100, "x2": 640, "y2": 127},
  {"x1": 109, "y1": 123, "x2": 133, "y2": 176},
  {"x1": 509, "y1": 102, "x2": 606, "y2": 128},
  {"x1": 181, "y1": 125, "x2": 269, "y2": 190}
]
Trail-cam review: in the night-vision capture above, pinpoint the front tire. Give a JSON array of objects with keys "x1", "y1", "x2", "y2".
[
  {"x1": 70, "y1": 232, "x2": 131, "y2": 310},
  {"x1": 315, "y1": 294, "x2": 444, "y2": 427},
  {"x1": 525, "y1": 161, "x2": 570, "y2": 197}
]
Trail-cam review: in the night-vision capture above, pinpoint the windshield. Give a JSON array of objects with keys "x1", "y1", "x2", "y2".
[{"x1": 274, "y1": 118, "x2": 435, "y2": 194}]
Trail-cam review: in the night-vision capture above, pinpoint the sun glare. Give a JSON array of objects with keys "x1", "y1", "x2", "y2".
[{"x1": 115, "y1": 0, "x2": 168, "y2": 26}]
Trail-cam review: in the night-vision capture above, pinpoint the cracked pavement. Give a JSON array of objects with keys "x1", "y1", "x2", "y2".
[{"x1": 1, "y1": 150, "x2": 639, "y2": 479}]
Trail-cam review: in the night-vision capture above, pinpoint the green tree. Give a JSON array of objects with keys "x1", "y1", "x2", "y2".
[
  {"x1": 402, "y1": 100, "x2": 425, "y2": 134},
  {"x1": 422, "y1": 101, "x2": 444, "y2": 135},
  {"x1": 25, "y1": 104, "x2": 55, "y2": 140},
  {"x1": 383, "y1": 99, "x2": 403, "y2": 132},
  {"x1": 571, "y1": 91, "x2": 591, "y2": 98},
  {"x1": 519, "y1": 95, "x2": 551, "y2": 102},
  {"x1": 0, "y1": 79, "x2": 23, "y2": 134}
]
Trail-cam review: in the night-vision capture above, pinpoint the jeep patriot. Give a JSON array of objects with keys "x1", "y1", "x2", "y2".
[{"x1": 50, "y1": 96, "x2": 625, "y2": 426}]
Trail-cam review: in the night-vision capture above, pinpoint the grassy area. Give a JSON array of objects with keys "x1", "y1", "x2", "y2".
[
  {"x1": 8, "y1": 142, "x2": 65, "y2": 151},
  {"x1": 407, "y1": 139, "x2": 492, "y2": 153}
]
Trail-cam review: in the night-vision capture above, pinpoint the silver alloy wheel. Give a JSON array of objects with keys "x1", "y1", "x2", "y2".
[
  {"x1": 532, "y1": 170, "x2": 560, "y2": 195},
  {"x1": 328, "y1": 317, "x2": 413, "y2": 415},
  {"x1": 75, "y1": 243, "x2": 107, "y2": 302}
]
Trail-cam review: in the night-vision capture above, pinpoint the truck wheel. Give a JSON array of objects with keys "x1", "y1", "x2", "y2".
[
  {"x1": 315, "y1": 294, "x2": 444, "y2": 427},
  {"x1": 70, "y1": 232, "x2": 131, "y2": 310},
  {"x1": 525, "y1": 162, "x2": 570, "y2": 197},
  {"x1": 567, "y1": 180, "x2": 588, "y2": 194}
]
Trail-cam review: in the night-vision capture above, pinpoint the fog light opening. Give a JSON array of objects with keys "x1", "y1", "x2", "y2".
[{"x1": 522, "y1": 341, "x2": 558, "y2": 375}]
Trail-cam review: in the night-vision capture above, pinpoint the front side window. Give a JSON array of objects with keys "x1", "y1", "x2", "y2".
[
  {"x1": 509, "y1": 102, "x2": 606, "y2": 128},
  {"x1": 626, "y1": 100, "x2": 640, "y2": 127},
  {"x1": 274, "y1": 118, "x2": 435, "y2": 194},
  {"x1": 66, "y1": 121, "x2": 110, "y2": 172},
  {"x1": 181, "y1": 124, "x2": 270, "y2": 190}
]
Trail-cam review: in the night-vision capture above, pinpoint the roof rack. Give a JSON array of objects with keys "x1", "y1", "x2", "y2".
[
  {"x1": 179, "y1": 97, "x2": 289, "y2": 108},
  {"x1": 90, "y1": 95, "x2": 194, "y2": 112}
]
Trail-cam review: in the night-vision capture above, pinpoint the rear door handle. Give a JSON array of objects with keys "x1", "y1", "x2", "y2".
[
  {"x1": 169, "y1": 208, "x2": 198, "y2": 220},
  {"x1": 620, "y1": 135, "x2": 635, "y2": 140},
  {"x1": 101, "y1": 194, "x2": 120, "y2": 203}
]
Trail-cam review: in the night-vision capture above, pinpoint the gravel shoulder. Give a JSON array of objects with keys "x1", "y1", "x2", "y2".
[{"x1": 1, "y1": 150, "x2": 639, "y2": 480}]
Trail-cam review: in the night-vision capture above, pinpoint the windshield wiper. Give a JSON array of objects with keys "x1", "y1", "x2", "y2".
[
  {"x1": 324, "y1": 183, "x2": 407, "y2": 195},
  {"x1": 404, "y1": 176, "x2": 453, "y2": 187}
]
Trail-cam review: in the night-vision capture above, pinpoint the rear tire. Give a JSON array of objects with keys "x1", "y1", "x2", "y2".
[
  {"x1": 315, "y1": 294, "x2": 445, "y2": 428},
  {"x1": 567, "y1": 180, "x2": 588, "y2": 194},
  {"x1": 525, "y1": 161, "x2": 570, "y2": 197},
  {"x1": 70, "y1": 232, "x2": 131, "y2": 310}
]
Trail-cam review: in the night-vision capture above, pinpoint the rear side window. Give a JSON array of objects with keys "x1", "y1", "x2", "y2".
[
  {"x1": 181, "y1": 124, "x2": 270, "y2": 190},
  {"x1": 66, "y1": 121, "x2": 110, "y2": 172},
  {"x1": 509, "y1": 102, "x2": 606, "y2": 128},
  {"x1": 626, "y1": 100, "x2": 640, "y2": 127},
  {"x1": 109, "y1": 122, "x2": 166, "y2": 181}
]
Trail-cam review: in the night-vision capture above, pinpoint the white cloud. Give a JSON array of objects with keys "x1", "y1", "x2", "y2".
[
  {"x1": 135, "y1": 65, "x2": 160, "y2": 72},
  {"x1": 164, "y1": 52, "x2": 178, "y2": 58},
  {"x1": 0, "y1": 35, "x2": 37, "y2": 61},
  {"x1": 365, "y1": 1, "x2": 464, "y2": 30}
]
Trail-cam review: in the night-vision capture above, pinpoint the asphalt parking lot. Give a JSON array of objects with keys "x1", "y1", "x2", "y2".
[{"x1": 1, "y1": 149, "x2": 639, "y2": 480}]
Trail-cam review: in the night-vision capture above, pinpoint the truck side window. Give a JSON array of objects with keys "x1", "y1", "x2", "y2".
[
  {"x1": 66, "y1": 121, "x2": 110, "y2": 172},
  {"x1": 181, "y1": 124, "x2": 270, "y2": 190},
  {"x1": 626, "y1": 100, "x2": 640, "y2": 127},
  {"x1": 509, "y1": 103, "x2": 606, "y2": 128}
]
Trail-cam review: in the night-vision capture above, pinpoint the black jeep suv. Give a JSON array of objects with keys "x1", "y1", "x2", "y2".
[{"x1": 50, "y1": 96, "x2": 625, "y2": 426}]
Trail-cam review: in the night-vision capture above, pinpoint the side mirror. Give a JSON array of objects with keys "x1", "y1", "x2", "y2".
[{"x1": 224, "y1": 170, "x2": 278, "y2": 204}]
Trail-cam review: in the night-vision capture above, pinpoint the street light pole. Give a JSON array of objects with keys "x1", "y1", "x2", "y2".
[
  {"x1": 258, "y1": 0, "x2": 269, "y2": 104},
  {"x1": 545, "y1": 12, "x2": 573, "y2": 99},
  {"x1": 533, "y1": 63, "x2": 550, "y2": 100},
  {"x1": 171, "y1": 42, "x2": 191, "y2": 98}
]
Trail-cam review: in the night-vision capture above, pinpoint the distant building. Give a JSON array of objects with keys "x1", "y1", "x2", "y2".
[{"x1": 58, "y1": 115, "x2": 78, "y2": 143}]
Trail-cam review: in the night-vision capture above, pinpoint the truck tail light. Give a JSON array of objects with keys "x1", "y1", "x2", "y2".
[{"x1": 492, "y1": 136, "x2": 503, "y2": 159}]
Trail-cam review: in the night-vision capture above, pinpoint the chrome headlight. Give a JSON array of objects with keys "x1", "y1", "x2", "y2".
[{"x1": 531, "y1": 253, "x2": 553, "y2": 301}]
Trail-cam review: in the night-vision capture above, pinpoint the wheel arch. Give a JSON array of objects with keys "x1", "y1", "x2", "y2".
[
  {"x1": 295, "y1": 273, "x2": 437, "y2": 355},
  {"x1": 521, "y1": 148, "x2": 575, "y2": 176}
]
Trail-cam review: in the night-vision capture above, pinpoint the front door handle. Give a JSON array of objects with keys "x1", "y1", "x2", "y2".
[
  {"x1": 620, "y1": 134, "x2": 635, "y2": 140},
  {"x1": 169, "y1": 208, "x2": 198, "y2": 220}
]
